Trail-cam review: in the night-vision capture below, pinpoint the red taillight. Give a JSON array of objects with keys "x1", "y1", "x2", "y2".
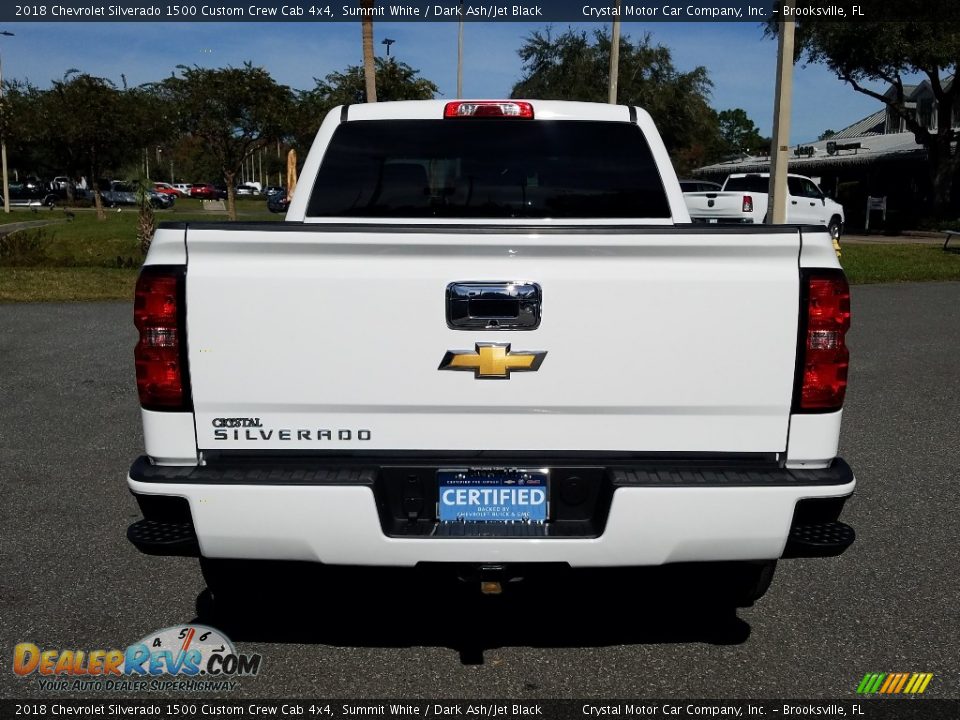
[
  {"x1": 134, "y1": 267, "x2": 190, "y2": 411},
  {"x1": 742, "y1": 195, "x2": 753, "y2": 213},
  {"x1": 797, "y1": 272, "x2": 850, "y2": 411},
  {"x1": 444, "y1": 101, "x2": 534, "y2": 119}
]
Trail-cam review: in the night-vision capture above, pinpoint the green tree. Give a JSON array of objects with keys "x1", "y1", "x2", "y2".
[
  {"x1": 818, "y1": 129, "x2": 837, "y2": 141},
  {"x1": 163, "y1": 134, "x2": 224, "y2": 185},
  {"x1": 0, "y1": 79, "x2": 49, "y2": 179},
  {"x1": 40, "y1": 72, "x2": 147, "y2": 219},
  {"x1": 312, "y1": 57, "x2": 437, "y2": 107},
  {"x1": 510, "y1": 28, "x2": 721, "y2": 173},
  {"x1": 161, "y1": 64, "x2": 293, "y2": 220},
  {"x1": 293, "y1": 58, "x2": 437, "y2": 151},
  {"x1": 717, "y1": 108, "x2": 766, "y2": 156},
  {"x1": 128, "y1": 83, "x2": 178, "y2": 181},
  {"x1": 770, "y1": 17, "x2": 960, "y2": 216}
]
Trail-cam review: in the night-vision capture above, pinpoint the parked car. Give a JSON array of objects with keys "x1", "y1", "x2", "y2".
[
  {"x1": 190, "y1": 183, "x2": 219, "y2": 200},
  {"x1": 235, "y1": 184, "x2": 260, "y2": 196},
  {"x1": 683, "y1": 172, "x2": 845, "y2": 239},
  {"x1": 149, "y1": 189, "x2": 176, "y2": 209},
  {"x1": 153, "y1": 182, "x2": 180, "y2": 197},
  {"x1": 173, "y1": 183, "x2": 193, "y2": 196},
  {"x1": 99, "y1": 181, "x2": 138, "y2": 207},
  {"x1": 266, "y1": 192, "x2": 290, "y2": 214},
  {"x1": 264, "y1": 185, "x2": 285, "y2": 197},
  {"x1": 100, "y1": 181, "x2": 170, "y2": 209},
  {"x1": 1, "y1": 182, "x2": 60, "y2": 207},
  {"x1": 22, "y1": 177, "x2": 48, "y2": 192}
]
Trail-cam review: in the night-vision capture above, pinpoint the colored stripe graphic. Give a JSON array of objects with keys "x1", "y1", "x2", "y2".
[
  {"x1": 857, "y1": 672, "x2": 933, "y2": 694},
  {"x1": 892, "y1": 673, "x2": 909, "y2": 693},
  {"x1": 915, "y1": 674, "x2": 933, "y2": 694},
  {"x1": 856, "y1": 674, "x2": 874, "y2": 694},
  {"x1": 866, "y1": 673, "x2": 886, "y2": 694}
]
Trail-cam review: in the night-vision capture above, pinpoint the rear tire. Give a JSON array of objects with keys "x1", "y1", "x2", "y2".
[
  {"x1": 724, "y1": 561, "x2": 777, "y2": 606},
  {"x1": 670, "y1": 561, "x2": 777, "y2": 607},
  {"x1": 200, "y1": 558, "x2": 282, "y2": 615},
  {"x1": 199, "y1": 558, "x2": 326, "y2": 616},
  {"x1": 828, "y1": 216, "x2": 842, "y2": 241}
]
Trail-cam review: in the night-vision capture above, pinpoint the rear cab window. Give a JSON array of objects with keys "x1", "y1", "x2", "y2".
[
  {"x1": 723, "y1": 175, "x2": 770, "y2": 193},
  {"x1": 306, "y1": 120, "x2": 671, "y2": 219}
]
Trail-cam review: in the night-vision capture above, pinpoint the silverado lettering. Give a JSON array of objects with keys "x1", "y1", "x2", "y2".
[{"x1": 212, "y1": 429, "x2": 372, "y2": 441}]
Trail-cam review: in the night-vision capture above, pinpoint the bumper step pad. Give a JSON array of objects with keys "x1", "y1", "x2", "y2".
[
  {"x1": 783, "y1": 521, "x2": 855, "y2": 558},
  {"x1": 127, "y1": 519, "x2": 199, "y2": 557}
]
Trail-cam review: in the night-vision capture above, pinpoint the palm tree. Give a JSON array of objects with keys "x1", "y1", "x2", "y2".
[{"x1": 361, "y1": 0, "x2": 377, "y2": 102}]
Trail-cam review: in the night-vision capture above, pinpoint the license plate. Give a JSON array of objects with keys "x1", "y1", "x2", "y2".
[{"x1": 437, "y1": 468, "x2": 548, "y2": 523}]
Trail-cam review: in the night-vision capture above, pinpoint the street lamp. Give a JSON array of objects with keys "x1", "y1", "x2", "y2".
[
  {"x1": 0, "y1": 30, "x2": 13, "y2": 215},
  {"x1": 381, "y1": 38, "x2": 395, "y2": 56}
]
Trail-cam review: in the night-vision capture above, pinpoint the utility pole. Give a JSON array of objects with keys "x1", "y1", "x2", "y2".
[
  {"x1": 361, "y1": 0, "x2": 377, "y2": 102},
  {"x1": 607, "y1": 1, "x2": 621, "y2": 104},
  {"x1": 0, "y1": 30, "x2": 15, "y2": 214},
  {"x1": 768, "y1": 18, "x2": 795, "y2": 224},
  {"x1": 457, "y1": 2, "x2": 464, "y2": 97}
]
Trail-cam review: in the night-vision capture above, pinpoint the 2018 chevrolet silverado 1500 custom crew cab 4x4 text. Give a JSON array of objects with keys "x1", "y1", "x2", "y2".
[{"x1": 126, "y1": 100, "x2": 856, "y2": 606}]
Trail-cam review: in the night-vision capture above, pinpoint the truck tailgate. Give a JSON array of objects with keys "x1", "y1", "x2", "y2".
[
  {"x1": 684, "y1": 192, "x2": 754, "y2": 222},
  {"x1": 184, "y1": 225, "x2": 800, "y2": 454}
]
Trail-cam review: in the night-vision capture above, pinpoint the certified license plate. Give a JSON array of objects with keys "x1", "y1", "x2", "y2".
[{"x1": 437, "y1": 468, "x2": 548, "y2": 523}]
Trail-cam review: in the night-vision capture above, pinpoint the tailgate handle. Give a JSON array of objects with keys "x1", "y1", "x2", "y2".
[{"x1": 446, "y1": 281, "x2": 541, "y2": 330}]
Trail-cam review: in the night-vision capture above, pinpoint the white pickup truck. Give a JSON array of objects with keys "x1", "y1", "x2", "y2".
[
  {"x1": 127, "y1": 100, "x2": 855, "y2": 607},
  {"x1": 684, "y1": 172, "x2": 846, "y2": 240}
]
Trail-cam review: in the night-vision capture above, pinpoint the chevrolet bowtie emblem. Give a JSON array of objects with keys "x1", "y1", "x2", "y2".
[{"x1": 439, "y1": 343, "x2": 547, "y2": 379}]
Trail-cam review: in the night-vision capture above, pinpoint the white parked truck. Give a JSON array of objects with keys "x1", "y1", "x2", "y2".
[
  {"x1": 127, "y1": 100, "x2": 855, "y2": 605},
  {"x1": 683, "y1": 172, "x2": 846, "y2": 240}
]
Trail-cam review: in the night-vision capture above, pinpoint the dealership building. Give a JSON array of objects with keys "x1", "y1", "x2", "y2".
[{"x1": 694, "y1": 79, "x2": 959, "y2": 230}]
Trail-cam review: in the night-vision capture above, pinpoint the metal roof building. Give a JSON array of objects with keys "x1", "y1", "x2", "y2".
[
  {"x1": 694, "y1": 120, "x2": 925, "y2": 179},
  {"x1": 692, "y1": 81, "x2": 958, "y2": 229}
]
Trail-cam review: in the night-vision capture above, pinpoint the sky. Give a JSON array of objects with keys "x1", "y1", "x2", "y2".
[{"x1": 6, "y1": 21, "x2": 892, "y2": 143}]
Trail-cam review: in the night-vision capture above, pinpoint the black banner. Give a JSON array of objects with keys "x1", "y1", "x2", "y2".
[
  {"x1": 3, "y1": 0, "x2": 960, "y2": 23},
  {"x1": 2, "y1": 700, "x2": 959, "y2": 720}
]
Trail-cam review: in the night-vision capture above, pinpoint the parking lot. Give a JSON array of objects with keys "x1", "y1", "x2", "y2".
[{"x1": 1, "y1": 282, "x2": 958, "y2": 699}]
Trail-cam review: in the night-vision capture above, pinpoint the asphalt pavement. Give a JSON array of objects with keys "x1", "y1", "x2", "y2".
[{"x1": 1, "y1": 284, "x2": 958, "y2": 700}]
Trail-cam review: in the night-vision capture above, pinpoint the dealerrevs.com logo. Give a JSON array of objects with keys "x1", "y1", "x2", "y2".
[{"x1": 13, "y1": 625, "x2": 262, "y2": 692}]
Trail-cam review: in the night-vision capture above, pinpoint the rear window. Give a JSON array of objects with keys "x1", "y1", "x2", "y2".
[
  {"x1": 306, "y1": 120, "x2": 670, "y2": 219},
  {"x1": 679, "y1": 181, "x2": 720, "y2": 193},
  {"x1": 723, "y1": 175, "x2": 770, "y2": 193}
]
